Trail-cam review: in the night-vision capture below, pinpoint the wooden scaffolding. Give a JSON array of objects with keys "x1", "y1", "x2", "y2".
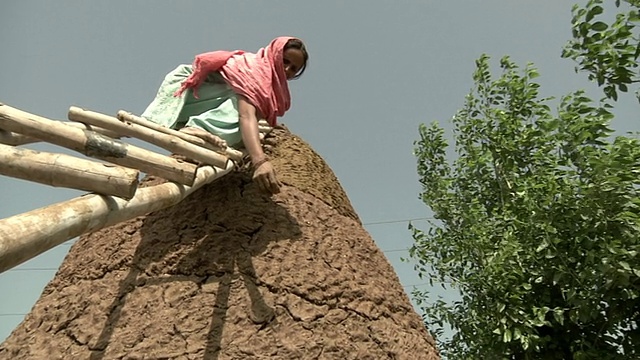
[{"x1": 0, "y1": 102, "x2": 272, "y2": 273}]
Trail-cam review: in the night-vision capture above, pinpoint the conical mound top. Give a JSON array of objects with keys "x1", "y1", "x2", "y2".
[{"x1": 1, "y1": 127, "x2": 439, "y2": 359}]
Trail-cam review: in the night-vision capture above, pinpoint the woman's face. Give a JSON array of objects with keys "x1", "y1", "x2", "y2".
[{"x1": 283, "y1": 48, "x2": 305, "y2": 80}]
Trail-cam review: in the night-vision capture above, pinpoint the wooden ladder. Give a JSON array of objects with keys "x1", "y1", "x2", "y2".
[{"x1": 0, "y1": 102, "x2": 272, "y2": 273}]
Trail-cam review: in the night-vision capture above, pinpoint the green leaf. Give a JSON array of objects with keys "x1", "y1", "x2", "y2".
[
  {"x1": 513, "y1": 327, "x2": 522, "y2": 340},
  {"x1": 586, "y1": 5, "x2": 604, "y2": 22},
  {"x1": 620, "y1": 261, "x2": 632, "y2": 271},
  {"x1": 591, "y1": 21, "x2": 608, "y2": 32},
  {"x1": 503, "y1": 329, "x2": 512, "y2": 343},
  {"x1": 553, "y1": 310, "x2": 565, "y2": 326},
  {"x1": 498, "y1": 303, "x2": 506, "y2": 313},
  {"x1": 553, "y1": 272, "x2": 562, "y2": 285},
  {"x1": 535, "y1": 242, "x2": 548, "y2": 252}
]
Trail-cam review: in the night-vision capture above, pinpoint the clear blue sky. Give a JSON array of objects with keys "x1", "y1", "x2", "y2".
[{"x1": 1, "y1": 0, "x2": 637, "y2": 342}]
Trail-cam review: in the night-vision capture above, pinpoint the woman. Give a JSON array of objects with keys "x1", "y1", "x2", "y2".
[{"x1": 141, "y1": 36, "x2": 309, "y2": 195}]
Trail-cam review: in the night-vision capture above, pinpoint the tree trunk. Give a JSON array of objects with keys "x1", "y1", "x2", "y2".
[{"x1": 0, "y1": 127, "x2": 439, "y2": 360}]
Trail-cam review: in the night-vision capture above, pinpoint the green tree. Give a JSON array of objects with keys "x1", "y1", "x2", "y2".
[
  {"x1": 411, "y1": 55, "x2": 640, "y2": 359},
  {"x1": 562, "y1": 0, "x2": 640, "y2": 102}
]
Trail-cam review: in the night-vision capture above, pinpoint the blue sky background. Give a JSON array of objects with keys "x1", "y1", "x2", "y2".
[{"x1": 1, "y1": 0, "x2": 637, "y2": 342}]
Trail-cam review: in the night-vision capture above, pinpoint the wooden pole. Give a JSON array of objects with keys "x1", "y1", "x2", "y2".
[
  {"x1": 0, "y1": 122, "x2": 121, "y2": 146},
  {"x1": 0, "y1": 129, "x2": 33, "y2": 146},
  {"x1": 0, "y1": 103, "x2": 197, "y2": 185},
  {"x1": 68, "y1": 107, "x2": 232, "y2": 168},
  {"x1": 0, "y1": 161, "x2": 235, "y2": 273},
  {"x1": 0, "y1": 143, "x2": 139, "y2": 198},
  {"x1": 116, "y1": 110, "x2": 244, "y2": 162},
  {"x1": 257, "y1": 120, "x2": 273, "y2": 134}
]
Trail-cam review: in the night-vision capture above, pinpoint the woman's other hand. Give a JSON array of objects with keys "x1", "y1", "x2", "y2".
[
  {"x1": 252, "y1": 159, "x2": 281, "y2": 194},
  {"x1": 238, "y1": 96, "x2": 281, "y2": 195}
]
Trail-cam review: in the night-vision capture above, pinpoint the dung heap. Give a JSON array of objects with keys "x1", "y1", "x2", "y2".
[{"x1": 0, "y1": 127, "x2": 439, "y2": 360}]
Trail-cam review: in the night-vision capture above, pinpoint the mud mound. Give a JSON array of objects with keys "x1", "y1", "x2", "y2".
[{"x1": 0, "y1": 127, "x2": 439, "y2": 359}]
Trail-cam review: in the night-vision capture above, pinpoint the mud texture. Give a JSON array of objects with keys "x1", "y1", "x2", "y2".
[{"x1": 0, "y1": 127, "x2": 439, "y2": 360}]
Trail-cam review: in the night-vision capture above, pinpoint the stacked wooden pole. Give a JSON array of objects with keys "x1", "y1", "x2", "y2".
[
  {"x1": 0, "y1": 104, "x2": 198, "y2": 186},
  {"x1": 0, "y1": 101, "x2": 274, "y2": 273},
  {"x1": 115, "y1": 110, "x2": 244, "y2": 162},
  {"x1": 0, "y1": 122, "x2": 121, "y2": 147},
  {"x1": 0, "y1": 162, "x2": 235, "y2": 273},
  {"x1": 0, "y1": 144, "x2": 139, "y2": 199}
]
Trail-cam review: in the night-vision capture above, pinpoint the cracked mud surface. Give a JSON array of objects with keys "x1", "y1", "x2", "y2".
[{"x1": 0, "y1": 127, "x2": 439, "y2": 359}]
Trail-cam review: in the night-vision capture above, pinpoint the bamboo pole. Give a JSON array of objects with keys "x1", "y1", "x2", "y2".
[
  {"x1": 0, "y1": 161, "x2": 235, "y2": 273},
  {"x1": 116, "y1": 110, "x2": 244, "y2": 162},
  {"x1": 68, "y1": 107, "x2": 232, "y2": 168},
  {"x1": 0, "y1": 129, "x2": 32, "y2": 146},
  {"x1": 0, "y1": 103, "x2": 196, "y2": 185},
  {"x1": 0, "y1": 144, "x2": 139, "y2": 198},
  {"x1": 257, "y1": 120, "x2": 273, "y2": 134},
  {"x1": 0, "y1": 122, "x2": 121, "y2": 146}
]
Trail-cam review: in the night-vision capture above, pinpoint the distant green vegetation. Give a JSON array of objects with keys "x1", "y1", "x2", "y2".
[{"x1": 411, "y1": 1, "x2": 640, "y2": 358}]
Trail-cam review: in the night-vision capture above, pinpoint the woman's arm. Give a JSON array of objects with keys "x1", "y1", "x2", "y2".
[{"x1": 238, "y1": 96, "x2": 281, "y2": 194}]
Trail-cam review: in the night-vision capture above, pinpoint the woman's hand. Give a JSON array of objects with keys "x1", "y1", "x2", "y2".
[
  {"x1": 238, "y1": 96, "x2": 281, "y2": 195},
  {"x1": 252, "y1": 159, "x2": 281, "y2": 194}
]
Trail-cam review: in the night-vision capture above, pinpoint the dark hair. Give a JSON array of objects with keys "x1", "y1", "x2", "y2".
[{"x1": 284, "y1": 38, "x2": 309, "y2": 80}]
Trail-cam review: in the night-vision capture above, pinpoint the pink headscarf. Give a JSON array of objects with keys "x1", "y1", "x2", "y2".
[{"x1": 174, "y1": 36, "x2": 296, "y2": 126}]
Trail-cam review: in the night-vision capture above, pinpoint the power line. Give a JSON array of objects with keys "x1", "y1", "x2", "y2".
[
  {"x1": 9, "y1": 248, "x2": 416, "y2": 272},
  {"x1": 363, "y1": 217, "x2": 432, "y2": 226},
  {"x1": 5, "y1": 217, "x2": 432, "y2": 272},
  {"x1": 403, "y1": 283, "x2": 430, "y2": 288},
  {"x1": 9, "y1": 247, "x2": 416, "y2": 272},
  {"x1": 0, "y1": 283, "x2": 443, "y2": 317},
  {"x1": 10, "y1": 268, "x2": 58, "y2": 271},
  {"x1": 382, "y1": 248, "x2": 411, "y2": 253}
]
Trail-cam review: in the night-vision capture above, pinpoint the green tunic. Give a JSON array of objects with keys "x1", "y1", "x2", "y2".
[{"x1": 141, "y1": 64, "x2": 244, "y2": 147}]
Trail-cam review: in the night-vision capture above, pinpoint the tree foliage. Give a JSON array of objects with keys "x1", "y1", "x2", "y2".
[
  {"x1": 562, "y1": 0, "x2": 640, "y2": 102},
  {"x1": 411, "y1": 55, "x2": 640, "y2": 359}
]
